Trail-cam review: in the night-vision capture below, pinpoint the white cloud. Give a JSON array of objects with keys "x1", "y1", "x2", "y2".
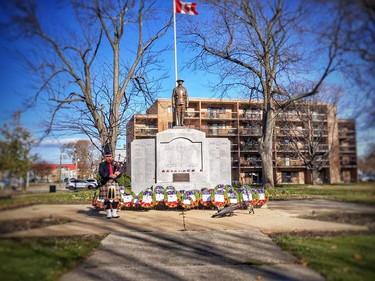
[{"x1": 35, "y1": 137, "x2": 85, "y2": 148}]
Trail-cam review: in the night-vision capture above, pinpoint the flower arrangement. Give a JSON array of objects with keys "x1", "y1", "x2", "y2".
[
  {"x1": 181, "y1": 193, "x2": 194, "y2": 209},
  {"x1": 154, "y1": 186, "x2": 165, "y2": 206},
  {"x1": 255, "y1": 189, "x2": 269, "y2": 207},
  {"x1": 199, "y1": 188, "x2": 212, "y2": 207},
  {"x1": 215, "y1": 184, "x2": 226, "y2": 189},
  {"x1": 116, "y1": 184, "x2": 269, "y2": 210},
  {"x1": 132, "y1": 194, "x2": 141, "y2": 210},
  {"x1": 238, "y1": 186, "x2": 258, "y2": 207},
  {"x1": 211, "y1": 185, "x2": 228, "y2": 208},
  {"x1": 164, "y1": 186, "x2": 181, "y2": 208},
  {"x1": 119, "y1": 186, "x2": 136, "y2": 208},
  {"x1": 139, "y1": 188, "x2": 156, "y2": 209},
  {"x1": 92, "y1": 191, "x2": 105, "y2": 209},
  {"x1": 226, "y1": 187, "x2": 240, "y2": 206}
]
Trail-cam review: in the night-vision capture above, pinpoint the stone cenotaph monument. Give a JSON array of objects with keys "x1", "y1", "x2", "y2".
[
  {"x1": 130, "y1": 80, "x2": 231, "y2": 193},
  {"x1": 130, "y1": 128, "x2": 231, "y2": 193}
]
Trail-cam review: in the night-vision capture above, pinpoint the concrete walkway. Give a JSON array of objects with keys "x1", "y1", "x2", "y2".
[{"x1": 1, "y1": 200, "x2": 373, "y2": 281}]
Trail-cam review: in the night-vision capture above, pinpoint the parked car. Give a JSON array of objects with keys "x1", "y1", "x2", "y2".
[
  {"x1": 361, "y1": 175, "x2": 375, "y2": 182},
  {"x1": 66, "y1": 179, "x2": 90, "y2": 190},
  {"x1": 86, "y1": 179, "x2": 98, "y2": 189}
]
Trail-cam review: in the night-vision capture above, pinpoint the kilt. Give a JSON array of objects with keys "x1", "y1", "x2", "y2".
[{"x1": 99, "y1": 183, "x2": 121, "y2": 201}]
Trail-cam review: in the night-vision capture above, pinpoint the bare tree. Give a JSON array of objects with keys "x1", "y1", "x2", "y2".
[
  {"x1": 62, "y1": 139, "x2": 100, "y2": 179},
  {"x1": 358, "y1": 144, "x2": 375, "y2": 177},
  {"x1": 277, "y1": 91, "x2": 340, "y2": 185},
  {"x1": 32, "y1": 161, "x2": 53, "y2": 182},
  {"x1": 183, "y1": 0, "x2": 343, "y2": 189},
  {"x1": 316, "y1": 0, "x2": 375, "y2": 132},
  {"x1": 0, "y1": 0, "x2": 172, "y2": 154}
]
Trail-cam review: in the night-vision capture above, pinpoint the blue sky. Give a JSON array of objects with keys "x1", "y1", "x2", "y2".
[{"x1": 0, "y1": 0, "x2": 373, "y2": 164}]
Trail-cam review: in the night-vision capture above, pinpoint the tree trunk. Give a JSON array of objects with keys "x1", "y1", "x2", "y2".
[
  {"x1": 259, "y1": 102, "x2": 276, "y2": 190},
  {"x1": 312, "y1": 169, "x2": 320, "y2": 185},
  {"x1": 260, "y1": 140, "x2": 274, "y2": 189}
]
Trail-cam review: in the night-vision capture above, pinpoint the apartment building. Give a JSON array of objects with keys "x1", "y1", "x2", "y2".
[
  {"x1": 126, "y1": 98, "x2": 357, "y2": 185},
  {"x1": 338, "y1": 120, "x2": 358, "y2": 182}
]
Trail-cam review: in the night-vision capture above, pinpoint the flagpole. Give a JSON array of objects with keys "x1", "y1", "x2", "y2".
[{"x1": 173, "y1": 0, "x2": 178, "y2": 85}]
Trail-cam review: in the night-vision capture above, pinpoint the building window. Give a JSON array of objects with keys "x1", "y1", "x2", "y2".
[
  {"x1": 168, "y1": 122, "x2": 173, "y2": 129},
  {"x1": 282, "y1": 171, "x2": 299, "y2": 183},
  {"x1": 284, "y1": 157, "x2": 290, "y2": 166}
]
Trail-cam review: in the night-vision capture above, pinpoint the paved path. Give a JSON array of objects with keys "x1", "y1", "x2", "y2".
[
  {"x1": 1, "y1": 200, "x2": 373, "y2": 281},
  {"x1": 60, "y1": 230, "x2": 325, "y2": 281}
]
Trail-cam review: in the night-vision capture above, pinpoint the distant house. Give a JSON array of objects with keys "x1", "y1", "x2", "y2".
[
  {"x1": 50, "y1": 164, "x2": 77, "y2": 182},
  {"x1": 32, "y1": 164, "x2": 77, "y2": 183}
]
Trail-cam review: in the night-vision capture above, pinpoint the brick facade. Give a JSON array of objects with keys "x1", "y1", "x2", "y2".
[{"x1": 126, "y1": 98, "x2": 357, "y2": 185}]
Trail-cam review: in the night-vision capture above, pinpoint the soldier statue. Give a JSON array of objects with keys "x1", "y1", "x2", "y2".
[{"x1": 172, "y1": 78, "x2": 189, "y2": 126}]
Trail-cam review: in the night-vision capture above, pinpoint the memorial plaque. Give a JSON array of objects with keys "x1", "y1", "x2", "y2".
[
  {"x1": 173, "y1": 173, "x2": 190, "y2": 182},
  {"x1": 131, "y1": 139, "x2": 156, "y2": 193}
]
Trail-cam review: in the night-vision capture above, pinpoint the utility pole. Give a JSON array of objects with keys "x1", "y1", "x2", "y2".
[{"x1": 59, "y1": 151, "x2": 62, "y2": 189}]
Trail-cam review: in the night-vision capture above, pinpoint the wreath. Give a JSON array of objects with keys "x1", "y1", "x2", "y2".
[
  {"x1": 238, "y1": 186, "x2": 258, "y2": 207},
  {"x1": 255, "y1": 189, "x2": 270, "y2": 207},
  {"x1": 92, "y1": 191, "x2": 105, "y2": 209},
  {"x1": 121, "y1": 192, "x2": 134, "y2": 208},
  {"x1": 164, "y1": 186, "x2": 181, "y2": 208},
  {"x1": 199, "y1": 188, "x2": 212, "y2": 207},
  {"x1": 132, "y1": 195, "x2": 141, "y2": 210},
  {"x1": 119, "y1": 186, "x2": 135, "y2": 208},
  {"x1": 215, "y1": 184, "x2": 226, "y2": 190},
  {"x1": 181, "y1": 193, "x2": 194, "y2": 209},
  {"x1": 211, "y1": 186, "x2": 228, "y2": 208},
  {"x1": 92, "y1": 191, "x2": 99, "y2": 207},
  {"x1": 226, "y1": 187, "x2": 240, "y2": 206},
  {"x1": 154, "y1": 186, "x2": 165, "y2": 206},
  {"x1": 139, "y1": 189, "x2": 156, "y2": 209},
  {"x1": 186, "y1": 190, "x2": 200, "y2": 208}
]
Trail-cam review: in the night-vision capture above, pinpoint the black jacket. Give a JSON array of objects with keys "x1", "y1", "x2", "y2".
[{"x1": 98, "y1": 161, "x2": 122, "y2": 186}]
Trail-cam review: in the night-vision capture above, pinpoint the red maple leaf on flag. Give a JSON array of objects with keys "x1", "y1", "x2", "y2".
[{"x1": 175, "y1": 0, "x2": 198, "y2": 15}]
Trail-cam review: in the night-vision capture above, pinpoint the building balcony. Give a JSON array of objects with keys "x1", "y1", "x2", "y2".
[
  {"x1": 240, "y1": 144, "x2": 259, "y2": 151},
  {"x1": 339, "y1": 133, "x2": 356, "y2": 139},
  {"x1": 312, "y1": 114, "x2": 327, "y2": 121},
  {"x1": 276, "y1": 128, "x2": 307, "y2": 137},
  {"x1": 240, "y1": 158, "x2": 262, "y2": 167},
  {"x1": 317, "y1": 144, "x2": 329, "y2": 151},
  {"x1": 276, "y1": 159, "x2": 305, "y2": 167},
  {"x1": 277, "y1": 112, "x2": 307, "y2": 121},
  {"x1": 184, "y1": 111, "x2": 200, "y2": 118},
  {"x1": 201, "y1": 127, "x2": 238, "y2": 136},
  {"x1": 134, "y1": 127, "x2": 158, "y2": 136},
  {"x1": 239, "y1": 112, "x2": 262, "y2": 120},
  {"x1": 239, "y1": 127, "x2": 262, "y2": 135},
  {"x1": 201, "y1": 112, "x2": 237, "y2": 120},
  {"x1": 276, "y1": 144, "x2": 296, "y2": 151},
  {"x1": 339, "y1": 146, "x2": 356, "y2": 153},
  {"x1": 312, "y1": 129, "x2": 328, "y2": 136},
  {"x1": 340, "y1": 161, "x2": 357, "y2": 167}
]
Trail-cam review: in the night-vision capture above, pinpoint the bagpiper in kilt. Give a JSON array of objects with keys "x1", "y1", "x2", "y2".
[{"x1": 99, "y1": 181, "x2": 121, "y2": 219}]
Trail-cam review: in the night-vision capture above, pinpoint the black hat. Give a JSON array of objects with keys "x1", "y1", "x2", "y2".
[
  {"x1": 176, "y1": 78, "x2": 184, "y2": 82},
  {"x1": 103, "y1": 143, "x2": 112, "y2": 156}
]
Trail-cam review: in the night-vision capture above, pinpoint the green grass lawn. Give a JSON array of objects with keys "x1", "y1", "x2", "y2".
[
  {"x1": 272, "y1": 233, "x2": 375, "y2": 281},
  {"x1": 0, "y1": 236, "x2": 103, "y2": 281},
  {"x1": 0, "y1": 189, "x2": 97, "y2": 210},
  {"x1": 270, "y1": 182, "x2": 375, "y2": 204}
]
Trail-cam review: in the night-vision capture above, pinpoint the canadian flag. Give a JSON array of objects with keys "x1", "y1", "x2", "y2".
[{"x1": 175, "y1": 0, "x2": 198, "y2": 15}]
